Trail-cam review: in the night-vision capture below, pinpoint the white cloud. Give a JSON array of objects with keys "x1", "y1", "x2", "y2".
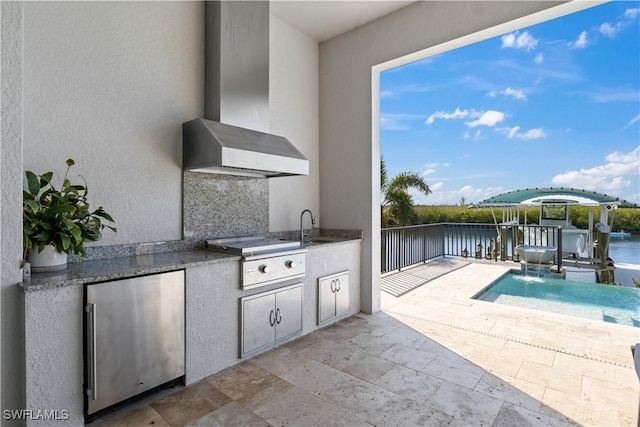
[
  {"x1": 622, "y1": 114, "x2": 640, "y2": 131},
  {"x1": 599, "y1": 22, "x2": 619, "y2": 38},
  {"x1": 416, "y1": 185, "x2": 506, "y2": 205},
  {"x1": 380, "y1": 90, "x2": 394, "y2": 98},
  {"x1": 591, "y1": 88, "x2": 640, "y2": 103},
  {"x1": 625, "y1": 8, "x2": 640, "y2": 19},
  {"x1": 463, "y1": 130, "x2": 483, "y2": 140},
  {"x1": 518, "y1": 128, "x2": 546, "y2": 140},
  {"x1": 501, "y1": 31, "x2": 538, "y2": 51},
  {"x1": 422, "y1": 162, "x2": 449, "y2": 176},
  {"x1": 495, "y1": 126, "x2": 546, "y2": 140},
  {"x1": 488, "y1": 87, "x2": 527, "y2": 101},
  {"x1": 381, "y1": 113, "x2": 422, "y2": 131},
  {"x1": 551, "y1": 146, "x2": 640, "y2": 193},
  {"x1": 426, "y1": 107, "x2": 468, "y2": 125},
  {"x1": 568, "y1": 31, "x2": 589, "y2": 49},
  {"x1": 534, "y1": 53, "x2": 544, "y2": 64},
  {"x1": 422, "y1": 168, "x2": 436, "y2": 176},
  {"x1": 466, "y1": 110, "x2": 505, "y2": 128},
  {"x1": 505, "y1": 88, "x2": 527, "y2": 100},
  {"x1": 430, "y1": 182, "x2": 443, "y2": 191}
]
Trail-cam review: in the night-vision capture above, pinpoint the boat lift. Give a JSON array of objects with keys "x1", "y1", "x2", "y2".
[{"x1": 472, "y1": 187, "x2": 639, "y2": 283}]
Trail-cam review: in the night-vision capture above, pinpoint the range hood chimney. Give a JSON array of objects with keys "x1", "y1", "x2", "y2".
[{"x1": 183, "y1": 1, "x2": 309, "y2": 178}]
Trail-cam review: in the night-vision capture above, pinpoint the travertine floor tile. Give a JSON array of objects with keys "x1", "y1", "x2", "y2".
[
  {"x1": 249, "y1": 345, "x2": 309, "y2": 376},
  {"x1": 581, "y1": 375, "x2": 637, "y2": 423},
  {"x1": 279, "y1": 359, "x2": 353, "y2": 394},
  {"x1": 345, "y1": 331, "x2": 397, "y2": 355},
  {"x1": 499, "y1": 340, "x2": 556, "y2": 366},
  {"x1": 473, "y1": 372, "x2": 542, "y2": 412},
  {"x1": 492, "y1": 402, "x2": 579, "y2": 426},
  {"x1": 186, "y1": 401, "x2": 267, "y2": 427},
  {"x1": 541, "y1": 386, "x2": 621, "y2": 426},
  {"x1": 517, "y1": 360, "x2": 583, "y2": 395},
  {"x1": 427, "y1": 381, "x2": 504, "y2": 426},
  {"x1": 552, "y1": 352, "x2": 617, "y2": 383},
  {"x1": 378, "y1": 343, "x2": 438, "y2": 371},
  {"x1": 420, "y1": 353, "x2": 486, "y2": 390},
  {"x1": 206, "y1": 362, "x2": 293, "y2": 411},
  {"x1": 149, "y1": 379, "x2": 232, "y2": 425},
  {"x1": 332, "y1": 349, "x2": 396, "y2": 383},
  {"x1": 314, "y1": 374, "x2": 396, "y2": 421},
  {"x1": 97, "y1": 405, "x2": 170, "y2": 427},
  {"x1": 490, "y1": 373, "x2": 547, "y2": 403},
  {"x1": 374, "y1": 364, "x2": 443, "y2": 402},
  {"x1": 366, "y1": 395, "x2": 453, "y2": 426},
  {"x1": 254, "y1": 387, "x2": 369, "y2": 426}
]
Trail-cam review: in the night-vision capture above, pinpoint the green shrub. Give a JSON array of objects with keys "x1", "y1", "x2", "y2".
[{"x1": 412, "y1": 205, "x2": 640, "y2": 231}]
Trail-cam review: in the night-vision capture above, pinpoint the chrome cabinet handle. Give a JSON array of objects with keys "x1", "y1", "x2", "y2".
[
  {"x1": 85, "y1": 303, "x2": 97, "y2": 400},
  {"x1": 269, "y1": 309, "x2": 275, "y2": 327},
  {"x1": 335, "y1": 278, "x2": 341, "y2": 292},
  {"x1": 330, "y1": 279, "x2": 336, "y2": 293},
  {"x1": 275, "y1": 308, "x2": 282, "y2": 324}
]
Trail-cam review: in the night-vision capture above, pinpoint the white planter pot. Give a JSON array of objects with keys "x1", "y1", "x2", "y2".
[{"x1": 28, "y1": 245, "x2": 68, "y2": 272}]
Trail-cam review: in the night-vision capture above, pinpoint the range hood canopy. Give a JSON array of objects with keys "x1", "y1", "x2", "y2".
[
  {"x1": 183, "y1": 1, "x2": 309, "y2": 178},
  {"x1": 183, "y1": 118, "x2": 308, "y2": 177}
]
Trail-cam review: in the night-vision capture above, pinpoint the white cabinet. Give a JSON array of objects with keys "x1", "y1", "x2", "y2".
[
  {"x1": 318, "y1": 271, "x2": 350, "y2": 325},
  {"x1": 240, "y1": 283, "x2": 303, "y2": 358}
]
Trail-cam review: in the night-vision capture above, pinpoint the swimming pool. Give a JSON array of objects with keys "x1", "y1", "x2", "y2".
[{"x1": 474, "y1": 272, "x2": 640, "y2": 328}]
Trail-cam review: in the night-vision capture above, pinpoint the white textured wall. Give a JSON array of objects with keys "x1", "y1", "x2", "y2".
[
  {"x1": 23, "y1": 286, "x2": 84, "y2": 427},
  {"x1": 22, "y1": 1, "x2": 203, "y2": 245},
  {"x1": 1, "y1": 1, "x2": 26, "y2": 419},
  {"x1": 185, "y1": 262, "x2": 241, "y2": 384},
  {"x1": 319, "y1": 1, "x2": 584, "y2": 313},
  {"x1": 268, "y1": 15, "x2": 320, "y2": 231}
]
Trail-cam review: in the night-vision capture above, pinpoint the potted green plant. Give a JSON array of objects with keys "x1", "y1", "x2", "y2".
[{"x1": 23, "y1": 158, "x2": 116, "y2": 271}]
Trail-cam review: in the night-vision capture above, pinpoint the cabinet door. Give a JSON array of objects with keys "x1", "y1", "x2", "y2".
[
  {"x1": 275, "y1": 285, "x2": 302, "y2": 341},
  {"x1": 334, "y1": 274, "x2": 350, "y2": 317},
  {"x1": 318, "y1": 277, "x2": 336, "y2": 324},
  {"x1": 241, "y1": 293, "x2": 276, "y2": 356}
]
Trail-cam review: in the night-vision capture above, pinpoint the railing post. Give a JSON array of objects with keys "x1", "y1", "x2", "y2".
[{"x1": 557, "y1": 226, "x2": 563, "y2": 273}]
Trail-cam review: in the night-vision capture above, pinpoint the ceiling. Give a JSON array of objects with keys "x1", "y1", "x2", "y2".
[{"x1": 271, "y1": 1, "x2": 415, "y2": 42}]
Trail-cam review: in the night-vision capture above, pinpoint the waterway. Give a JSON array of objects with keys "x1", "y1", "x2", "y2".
[{"x1": 608, "y1": 233, "x2": 640, "y2": 264}]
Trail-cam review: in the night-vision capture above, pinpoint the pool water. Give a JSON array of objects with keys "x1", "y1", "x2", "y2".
[{"x1": 474, "y1": 272, "x2": 640, "y2": 327}]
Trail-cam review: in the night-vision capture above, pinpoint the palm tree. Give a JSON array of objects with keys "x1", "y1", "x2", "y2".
[{"x1": 381, "y1": 156, "x2": 431, "y2": 226}]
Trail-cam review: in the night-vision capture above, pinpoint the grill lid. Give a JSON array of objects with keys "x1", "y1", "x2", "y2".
[{"x1": 205, "y1": 236, "x2": 302, "y2": 256}]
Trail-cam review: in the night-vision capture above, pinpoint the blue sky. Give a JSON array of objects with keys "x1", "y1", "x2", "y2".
[{"x1": 380, "y1": 1, "x2": 640, "y2": 206}]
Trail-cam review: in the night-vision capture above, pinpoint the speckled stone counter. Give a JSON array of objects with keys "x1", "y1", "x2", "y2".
[
  {"x1": 21, "y1": 230, "x2": 362, "y2": 292},
  {"x1": 21, "y1": 249, "x2": 239, "y2": 292}
]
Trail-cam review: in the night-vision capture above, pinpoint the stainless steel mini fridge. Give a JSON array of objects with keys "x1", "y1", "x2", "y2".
[{"x1": 85, "y1": 270, "x2": 185, "y2": 416}]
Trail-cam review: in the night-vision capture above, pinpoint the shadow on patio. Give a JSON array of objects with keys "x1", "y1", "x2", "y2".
[{"x1": 95, "y1": 258, "x2": 638, "y2": 426}]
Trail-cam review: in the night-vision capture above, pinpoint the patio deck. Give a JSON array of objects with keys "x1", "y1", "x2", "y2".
[{"x1": 96, "y1": 258, "x2": 639, "y2": 426}]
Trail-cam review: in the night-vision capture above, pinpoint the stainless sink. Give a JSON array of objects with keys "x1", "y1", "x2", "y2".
[{"x1": 303, "y1": 237, "x2": 338, "y2": 245}]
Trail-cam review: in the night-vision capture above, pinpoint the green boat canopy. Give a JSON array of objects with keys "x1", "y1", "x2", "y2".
[{"x1": 472, "y1": 187, "x2": 639, "y2": 208}]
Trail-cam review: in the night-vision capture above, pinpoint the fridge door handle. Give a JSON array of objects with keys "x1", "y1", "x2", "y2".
[{"x1": 86, "y1": 303, "x2": 97, "y2": 401}]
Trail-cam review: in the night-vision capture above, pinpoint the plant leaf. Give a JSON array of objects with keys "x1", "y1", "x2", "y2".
[
  {"x1": 26, "y1": 171, "x2": 40, "y2": 195},
  {"x1": 40, "y1": 171, "x2": 53, "y2": 187},
  {"x1": 23, "y1": 199, "x2": 39, "y2": 213}
]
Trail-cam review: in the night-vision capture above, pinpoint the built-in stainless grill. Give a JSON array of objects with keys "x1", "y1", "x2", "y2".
[{"x1": 205, "y1": 236, "x2": 306, "y2": 290}]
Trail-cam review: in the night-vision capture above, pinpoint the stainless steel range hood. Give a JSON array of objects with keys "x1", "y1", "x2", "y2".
[{"x1": 183, "y1": 1, "x2": 309, "y2": 178}]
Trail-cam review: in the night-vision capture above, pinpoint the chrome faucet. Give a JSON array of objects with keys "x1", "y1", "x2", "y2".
[{"x1": 300, "y1": 209, "x2": 316, "y2": 244}]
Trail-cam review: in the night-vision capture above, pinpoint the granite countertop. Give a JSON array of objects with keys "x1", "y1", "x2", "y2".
[
  {"x1": 21, "y1": 234, "x2": 362, "y2": 292},
  {"x1": 21, "y1": 250, "x2": 239, "y2": 292}
]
